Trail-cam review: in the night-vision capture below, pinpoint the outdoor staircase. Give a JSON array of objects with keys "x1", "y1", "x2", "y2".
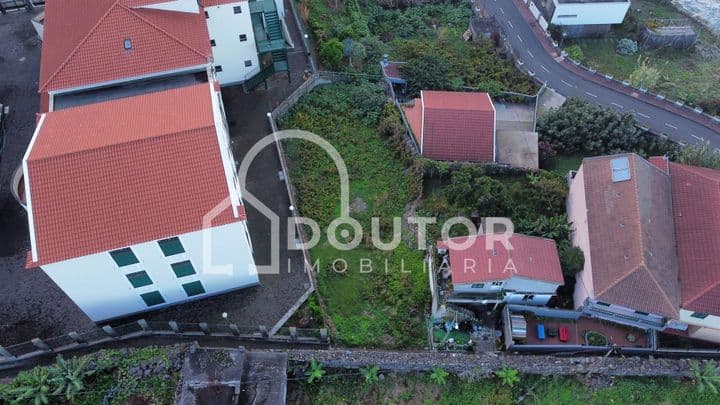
[
  {"x1": 264, "y1": 11, "x2": 283, "y2": 42},
  {"x1": 243, "y1": 63, "x2": 276, "y2": 92}
]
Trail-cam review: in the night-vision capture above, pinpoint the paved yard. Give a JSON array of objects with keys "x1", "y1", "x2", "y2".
[
  {"x1": 1, "y1": 2, "x2": 316, "y2": 346},
  {"x1": 0, "y1": 8, "x2": 95, "y2": 346}
]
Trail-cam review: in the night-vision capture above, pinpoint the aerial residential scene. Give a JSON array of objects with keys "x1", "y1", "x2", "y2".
[{"x1": 2, "y1": 0, "x2": 720, "y2": 403}]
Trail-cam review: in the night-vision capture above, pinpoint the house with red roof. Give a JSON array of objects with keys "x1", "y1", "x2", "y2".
[
  {"x1": 20, "y1": 83, "x2": 258, "y2": 322},
  {"x1": 437, "y1": 233, "x2": 564, "y2": 306},
  {"x1": 567, "y1": 153, "x2": 683, "y2": 331},
  {"x1": 401, "y1": 90, "x2": 497, "y2": 162},
  {"x1": 649, "y1": 156, "x2": 720, "y2": 343},
  {"x1": 39, "y1": 0, "x2": 289, "y2": 111}
]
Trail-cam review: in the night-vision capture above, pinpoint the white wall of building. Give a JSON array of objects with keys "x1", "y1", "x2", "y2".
[
  {"x1": 551, "y1": 0, "x2": 630, "y2": 25},
  {"x1": 680, "y1": 309, "x2": 720, "y2": 343},
  {"x1": 205, "y1": 2, "x2": 260, "y2": 85},
  {"x1": 139, "y1": 0, "x2": 199, "y2": 13},
  {"x1": 41, "y1": 221, "x2": 258, "y2": 322},
  {"x1": 454, "y1": 275, "x2": 560, "y2": 305},
  {"x1": 568, "y1": 166, "x2": 595, "y2": 310}
]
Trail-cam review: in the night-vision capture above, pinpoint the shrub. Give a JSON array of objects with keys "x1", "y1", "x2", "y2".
[
  {"x1": 690, "y1": 360, "x2": 720, "y2": 394},
  {"x1": 400, "y1": 53, "x2": 453, "y2": 97},
  {"x1": 306, "y1": 359, "x2": 326, "y2": 384},
  {"x1": 429, "y1": 366, "x2": 449, "y2": 386},
  {"x1": 48, "y1": 355, "x2": 93, "y2": 401},
  {"x1": 676, "y1": 142, "x2": 720, "y2": 170},
  {"x1": 320, "y1": 38, "x2": 344, "y2": 70},
  {"x1": 616, "y1": 38, "x2": 639, "y2": 56},
  {"x1": 538, "y1": 141, "x2": 558, "y2": 168},
  {"x1": 558, "y1": 241, "x2": 585, "y2": 277},
  {"x1": 565, "y1": 44, "x2": 584, "y2": 62},
  {"x1": 699, "y1": 98, "x2": 720, "y2": 116},
  {"x1": 629, "y1": 56, "x2": 661, "y2": 89},
  {"x1": 495, "y1": 365, "x2": 520, "y2": 387},
  {"x1": 360, "y1": 365, "x2": 380, "y2": 384},
  {"x1": 8, "y1": 367, "x2": 53, "y2": 405}
]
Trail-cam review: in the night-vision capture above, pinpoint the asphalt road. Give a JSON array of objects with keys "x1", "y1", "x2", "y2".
[{"x1": 483, "y1": 0, "x2": 720, "y2": 146}]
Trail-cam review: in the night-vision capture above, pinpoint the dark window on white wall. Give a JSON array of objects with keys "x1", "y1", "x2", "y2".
[
  {"x1": 204, "y1": 11, "x2": 209, "y2": 18},
  {"x1": 239, "y1": 34, "x2": 247, "y2": 42},
  {"x1": 210, "y1": 39, "x2": 216, "y2": 47},
  {"x1": 233, "y1": 5, "x2": 242, "y2": 13},
  {"x1": 215, "y1": 65, "x2": 223, "y2": 72},
  {"x1": 244, "y1": 60, "x2": 252, "y2": 67}
]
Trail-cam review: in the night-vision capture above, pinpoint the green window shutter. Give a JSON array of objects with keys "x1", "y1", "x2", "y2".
[
  {"x1": 126, "y1": 271, "x2": 153, "y2": 288},
  {"x1": 158, "y1": 237, "x2": 185, "y2": 256},
  {"x1": 140, "y1": 291, "x2": 165, "y2": 306},
  {"x1": 691, "y1": 312, "x2": 709, "y2": 319},
  {"x1": 171, "y1": 260, "x2": 196, "y2": 278},
  {"x1": 110, "y1": 248, "x2": 139, "y2": 267},
  {"x1": 182, "y1": 281, "x2": 206, "y2": 297}
]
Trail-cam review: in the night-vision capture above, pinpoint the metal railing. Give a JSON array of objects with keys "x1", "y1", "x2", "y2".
[{"x1": 0, "y1": 320, "x2": 328, "y2": 369}]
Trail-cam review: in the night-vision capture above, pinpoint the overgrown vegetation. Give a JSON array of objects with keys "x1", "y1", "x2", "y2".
[
  {"x1": 0, "y1": 346, "x2": 184, "y2": 404},
  {"x1": 302, "y1": 0, "x2": 537, "y2": 96},
  {"x1": 280, "y1": 83, "x2": 429, "y2": 348},
  {"x1": 289, "y1": 370, "x2": 719, "y2": 404},
  {"x1": 565, "y1": 0, "x2": 720, "y2": 112}
]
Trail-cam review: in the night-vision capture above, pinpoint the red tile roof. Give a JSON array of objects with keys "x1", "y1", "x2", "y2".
[
  {"x1": 40, "y1": 0, "x2": 211, "y2": 93},
  {"x1": 578, "y1": 154, "x2": 680, "y2": 318},
  {"x1": 416, "y1": 91, "x2": 495, "y2": 162},
  {"x1": 401, "y1": 101, "x2": 423, "y2": 146},
  {"x1": 438, "y1": 234, "x2": 564, "y2": 285},
  {"x1": 650, "y1": 157, "x2": 720, "y2": 316},
  {"x1": 26, "y1": 83, "x2": 242, "y2": 267},
  {"x1": 381, "y1": 62, "x2": 403, "y2": 79}
]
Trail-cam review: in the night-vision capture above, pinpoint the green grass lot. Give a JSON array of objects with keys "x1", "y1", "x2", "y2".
[
  {"x1": 570, "y1": 0, "x2": 720, "y2": 107},
  {"x1": 291, "y1": 372, "x2": 715, "y2": 404},
  {"x1": 281, "y1": 83, "x2": 429, "y2": 348}
]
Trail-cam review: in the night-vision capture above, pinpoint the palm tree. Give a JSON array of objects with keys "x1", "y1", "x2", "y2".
[
  {"x1": 691, "y1": 360, "x2": 720, "y2": 394},
  {"x1": 429, "y1": 366, "x2": 449, "y2": 386},
  {"x1": 305, "y1": 359, "x2": 326, "y2": 384},
  {"x1": 10, "y1": 367, "x2": 52, "y2": 405},
  {"x1": 48, "y1": 355, "x2": 93, "y2": 401},
  {"x1": 496, "y1": 365, "x2": 520, "y2": 387}
]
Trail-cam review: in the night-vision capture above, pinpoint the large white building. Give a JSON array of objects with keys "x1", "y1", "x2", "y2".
[
  {"x1": 36, "y1": 0, "x2": 290, "y2": 112},
  {"x1": 532, "y1": 0, "x2": 630, "y2": 36},
  {"x1": 21, "y1": 83, "x2": 258, "y2": 322}
]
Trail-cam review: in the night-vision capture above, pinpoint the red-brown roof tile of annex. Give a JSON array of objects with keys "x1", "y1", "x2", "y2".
[
  {"x1": 419, "y1": 90, "x2": 495, "y2": 162},
  {"x1": 580, "y1": 154, "x2": 680, "y2": 318},
  {"x1": 437, "y1": 234, "x2": 564, "y2": 285},
  {"x1": 649, "y1": 157, "x2": 720, "y2": 316},
  {"x1": 25, "y1": 83, "x2": 243, "y2": 267},
  {"x1": 401, "y1": 101, "x2": 423, "y2": 146},
  {"x1": 39, "y1": 0, "x2": 211, "y2": 94}
]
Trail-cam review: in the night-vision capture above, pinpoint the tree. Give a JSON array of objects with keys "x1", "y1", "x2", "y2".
[
  {"x1": 565, "y1": 45, "x2": 584, "y2": 62},
  {"x1": 360, "y1": 365, "x2": 380, "y2": 385},
  {"x1": 691, "y1": 360, "x2": 720, "y2": 394},
  {"x1": 629, "y1": 56, "x2": 661, "y2": 89},
  {"x1": 538, "y1": 141, "x2": 557, "y2": 168},
  {"x1": 9, "y1": 367, "x2": 52, "y2": 405},
  {"x1": 48, "y1": 355, "x2": 93, "y2": 402},
  {"x1": 320, "y1": 38, "x2": 344, "y2": 70},
  {"x1": 400, "y1": 54, "x2": 452, "y2": 97},
  {"x1": 537, "y1": 98, "x2": 640, "y2": 155},
  {"x1": 616, "y1": 38, "x2": 639, "y2": 56},
  {"x1": 305, "y1": 359, "x2": 326, "y2": 384},
  {"x1": 495, "y1": 365, "x2": 520, "y2": 387},
  {"x1": 429, "y1": 366, "x2": 449, "y2": 386},
  {"x1": 676, "y1": 142, "x2": 720, "y2": 170},
  {"x1": 558, "y1": 241, "x2": 585, "y2": 277}
]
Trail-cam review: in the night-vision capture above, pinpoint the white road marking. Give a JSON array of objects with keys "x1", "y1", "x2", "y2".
[
  {"x1": 611, "y1": 102, "x2": 624, "y2": 109},
  {"x1": 585, "y1": 91, "x2": 598, "y2": 98},
  {"x1": 527, "y1": 50, "x2": 535, "y2": 58},
  {"x1": 665, "y1": 123, "x2": 678, "y2": 130},
  {"x1": 499, "y1": 7, "x2": 505, "y2": 14},
  {"x1": 691, "y1": 134, "x2": 704, "y2": 142},
  {"x1": 517, "y1": 35, "x2": 523, "y2": 43},
  {"x1": 561, "y1": 79, "x2": 574, "y2": 87},
  {"x1": 636, "y1": 112, "x2": 650, "y2": 119},
  {"x1": 540, "y1": 65, "x2": 550, "y2": 72},
  {"x1": 508, "y1": 21, "x2": 514, "y2": 28}
]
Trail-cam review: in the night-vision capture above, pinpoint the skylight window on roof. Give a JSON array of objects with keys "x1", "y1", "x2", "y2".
[
  {"x1": 123, "y1": 39, "x2": 133, "y2": 50},
  {"x1": 611, "y1": 157, "x2": 631, "y2": 182}
]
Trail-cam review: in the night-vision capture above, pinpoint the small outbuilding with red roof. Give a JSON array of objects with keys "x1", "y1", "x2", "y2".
[
  {"x1": 437, "y1": 233, "x2": 564, "y2": 306},
  {"x1": 402, "y1": 90, "x2": 497, "y2": 163}
]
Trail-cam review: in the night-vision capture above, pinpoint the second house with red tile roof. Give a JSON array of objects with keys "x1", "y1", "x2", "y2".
[
  {"x1": 437, "y1": 233, "x2": 564, "y2": 306},
  {"x1": 19, "y1": 83, "x2": 258, "y2": 322}
]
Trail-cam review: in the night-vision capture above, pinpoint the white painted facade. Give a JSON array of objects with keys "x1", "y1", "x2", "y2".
[
  {"x1": 40, "y1": 222, "x2": 258, "y2": 322},
  {"x1": 205, "y1": 2, "x2": 260, "y2": 86},
  {"x1": 139, "y1": 0, "x2": 200, "y2": 13},
  {"x1": 680, "y1": 309, "x2": 720, "y2": 343},
  {"x1": 550, "y1": 0, "x2": 630, "y2": 26},
  {"x1": 453, "y1": 276, "x2": 561, "y2": 306}
]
